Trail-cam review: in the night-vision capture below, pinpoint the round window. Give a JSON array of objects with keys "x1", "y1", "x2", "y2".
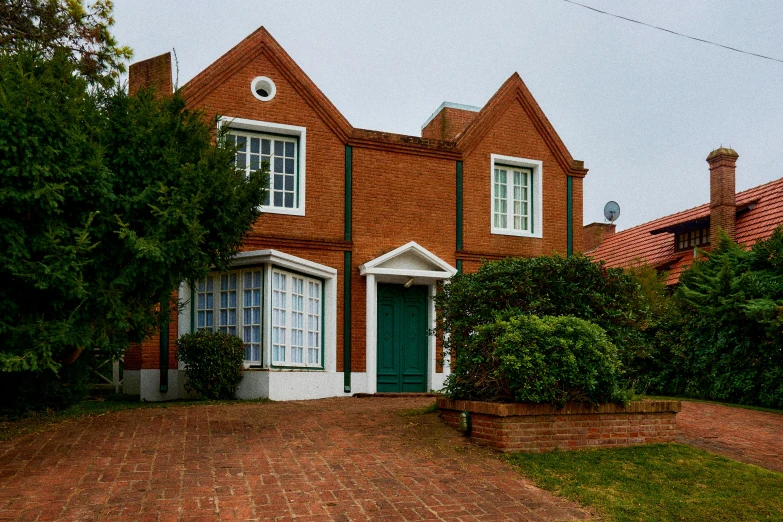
[{"x1": 251, "y1": 76, "x2": 276, "y2": 101}]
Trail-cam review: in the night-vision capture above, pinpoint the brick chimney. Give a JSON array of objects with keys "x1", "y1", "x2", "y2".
[
  {"x1": 583, "y1": 222, "x2": 616, "y2": 251},
  {"x1": 706, "y1": 147, "x2": 738, "y2": 246},
  {"x1": 128, "y1": 52, "x2": 173, "y2": 97},
  {"x1": 421, "y1": 102, "x2": 480, "y2": 141}
]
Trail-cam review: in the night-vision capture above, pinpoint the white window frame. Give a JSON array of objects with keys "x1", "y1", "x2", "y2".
[
  {"x1": 218, "y1": 116, "x2": 307, "y2": 217},
  {"x1": 195, "y1": 268, "x2": 266, "y2": 367},
  {"x1": 490, "y1": 154, "x2": 543, "y2": 238},
  {"x1": 270, "y1": 268, "x2": 323, "y2": 369}
]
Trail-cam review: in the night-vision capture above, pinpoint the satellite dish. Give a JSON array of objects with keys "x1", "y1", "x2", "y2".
[{"x1": 604, "y1": 201, "x2": 620, "y2": 223}]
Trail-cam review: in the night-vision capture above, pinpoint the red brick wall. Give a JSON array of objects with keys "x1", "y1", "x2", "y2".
[
  {"x1": 350, "y1": 146, "x2": 456, "y2": 371},
  {"x1": 462, "y1": 101, "x2": 570, "y2": 259},
  {"x1": 439, "y1": 398, "x2": 680, "y2": 453}
]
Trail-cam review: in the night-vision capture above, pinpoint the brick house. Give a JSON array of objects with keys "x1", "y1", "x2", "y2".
[
  {"x1": 123, "y1": 27, "x2": 588, "y2": 401},
  {"x1": 587, "y1": 147, "x2": 783, "y2": 284}
]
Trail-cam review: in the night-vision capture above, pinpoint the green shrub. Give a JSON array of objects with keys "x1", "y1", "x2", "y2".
[
  {"x1": 435, "y1": 254, "x2": 652, "y2": 391},
  {"x1": 177, "y1": 331, "x2": 245, "y2": 400},
  {"x1": 445, "y1": 314, "x2": 622, "y2": 405}
]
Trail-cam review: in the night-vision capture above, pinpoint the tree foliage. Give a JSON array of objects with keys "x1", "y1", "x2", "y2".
[
  {"x1": 643, "y1": 230, "x2": 783, "y2": 408},
  {"x1": 0, "y1": 49, "x2": 268, "y2": 378},
  {"x1": 0, "y1": 0, "x2": 131, "y2": 86}
]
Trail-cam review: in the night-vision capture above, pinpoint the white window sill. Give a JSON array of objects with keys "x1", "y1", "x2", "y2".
[
  {"x1": 491, "y1": 227, "x2": 542, "y2": 239},
  {"x1": 260, "y1": 205, "x2": 305, "y2": 217}
]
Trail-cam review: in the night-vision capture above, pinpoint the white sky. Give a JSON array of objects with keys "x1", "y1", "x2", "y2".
[{"x1": 112, "y1": 0, "x2": 783, "y2": 230}]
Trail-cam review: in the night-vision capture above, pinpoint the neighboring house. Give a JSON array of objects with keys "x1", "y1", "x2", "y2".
[
  {"x1": 123, "y1": 27, "x2": 588, "y2": 401},
  {"x1": 587, "y1": 147, "x2": 783, "y2": 284}
]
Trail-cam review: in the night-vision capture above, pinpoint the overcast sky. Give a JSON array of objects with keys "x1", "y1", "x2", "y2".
[{"x1": 112, "y1": 0, "x2": 783, "y2": 230}]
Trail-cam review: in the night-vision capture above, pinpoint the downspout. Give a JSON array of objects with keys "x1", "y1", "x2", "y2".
[
  {"x1": 344, "y1": 145, "x2": 352, "y2": 393},
  {"x1": 159, "y1": 299, "x2": 169, "y2": 393},
  {"x1": 456, "y1": 160, "x2": 463, "y2": 274},
  {"x1": 567, "y1": 176, "x2": 573, "y2": 257}
]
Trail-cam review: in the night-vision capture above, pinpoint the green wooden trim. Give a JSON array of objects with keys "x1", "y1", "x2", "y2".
[
  {"x1": 190, "y1": 281, "x2": 195, "y2": 334},
  {"x1": 345, "y1": 146, "x2": 352, "y2": 242},
  {"x1": 159, "y1": 299, "x2": 169, "y2": 393},
  {"x1": 567, "y1": 176, "x2": 573, "y2": 257},
  {"x1": 343, "y1": 250, "x2": 352, "y2": 392},
  {"x1": 456, "y1": 259, "x2": 463, "y2": 274},
  {"x1": 456, "y1": 161, "x2": 463, "y2": 251}
]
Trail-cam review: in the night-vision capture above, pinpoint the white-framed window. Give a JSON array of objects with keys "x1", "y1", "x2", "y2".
[
  {"x1": 271, "y1": 269, "x2": 322, "y2": 368},
  {"x1": 194, "y1": 266, "x2": 323, "y2": 369},
  {"x1": 490, "y1": 154, "x2": 543, "y2": 238},
  {"x1": 219, "y1": 117, "x2": 307, "y2": 217}
]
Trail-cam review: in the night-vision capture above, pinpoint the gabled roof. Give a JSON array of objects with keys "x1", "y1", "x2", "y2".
[
  {"x1": 456, "y1": 73, "x2": 588, "y2": 178},
  {"x1": 588, "y1": 176, "x2": 783, "y2": 284},
  {"x1": 180, "y1": 27, "x2": 352, "y2": 142}
]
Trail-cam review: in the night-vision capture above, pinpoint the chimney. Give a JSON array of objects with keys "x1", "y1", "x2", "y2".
[
  {"x1": 421, "y1": 102, "x2": 480, "y2": 141},
  {"x1": 583, "y1": 222, "x2": 616, "y2": 251},
  {"x1": 128, "y1": 52, "x2": 173, "y2": 97},
  {"x1": 706, "y1": 147, "x2": 738, "y2": 246}
]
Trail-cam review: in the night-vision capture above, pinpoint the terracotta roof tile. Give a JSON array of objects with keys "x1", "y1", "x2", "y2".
[{"x1": 588, "y1": 176, "x2": 783, "y2": 283}]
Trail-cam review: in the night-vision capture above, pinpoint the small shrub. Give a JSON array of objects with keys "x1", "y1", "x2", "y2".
[
  {"x1": 445, "y1": 314, "x2": 623, "y2": 405},
  {"x1": 177, "y1": 331, "x2": 245, "y2": 400}
]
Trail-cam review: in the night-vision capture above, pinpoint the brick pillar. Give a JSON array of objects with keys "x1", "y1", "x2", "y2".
[
  {"x1": 128, "y1": 52, "x2": 173, "y2": 97},
  {"x1": 583, "y1": 222, "x2": 616, "y2": 251},
  {"x1": 706, "y1": 147, "x2": 738, "y2": 246}
]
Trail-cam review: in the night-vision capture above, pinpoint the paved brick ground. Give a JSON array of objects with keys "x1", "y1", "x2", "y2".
[
  {"x1": 676, "y1": 401, "x2": 783, "y2": 473},
  {"x1": 0, "y1": 397, "x2": 593, "y2": 522}
]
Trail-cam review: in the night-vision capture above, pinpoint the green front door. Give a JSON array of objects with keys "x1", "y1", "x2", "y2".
[{"x1": 377, "y1": 283, "x2": 428, "y2": 392}]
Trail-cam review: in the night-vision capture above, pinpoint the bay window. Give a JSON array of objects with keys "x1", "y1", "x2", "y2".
[{"x1": 194, "y1": 266, "x2": 323, "y2": 369}]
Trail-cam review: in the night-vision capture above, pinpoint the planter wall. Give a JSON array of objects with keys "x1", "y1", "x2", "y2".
[{"x1": 437, "y1": 398, "x2": 680, "y2": 453}]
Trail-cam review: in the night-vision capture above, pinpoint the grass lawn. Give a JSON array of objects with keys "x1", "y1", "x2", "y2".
[
  {"x1": 0, "y1": 393, "x2": 267, "y2": 443},
  {"x1": 506, "y1": 443, "x2": 783, "y2": 522}
]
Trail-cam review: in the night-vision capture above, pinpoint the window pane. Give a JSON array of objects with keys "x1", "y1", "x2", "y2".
[
  {"x1": 236, "y1": 135, "x2": 246, "y2": 151},
  {"x1": 284, "y1": 175, "x2": 294, "y2": 191},
  {"x1": 284, "y1": 192, "x2": 294, "y2": 208},
  {"x1": 261, "y1": 139, "x2": 270, "y2": 155},
  {"x1": 285, "y1": 158, "x2": 295, "y2": 174},
  {"x1": 250, "y1": 137, "x2": 260, "y2": 154},
  {"x1": 274, "y1": 140, "x2": 284, "y2": 157},
  {"x1": 285, "y1": 141, "x2": 295, "y2": 158}
]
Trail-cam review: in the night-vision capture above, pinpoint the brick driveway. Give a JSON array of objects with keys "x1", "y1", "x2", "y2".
[
  {"x1": 676, "y1": 401, "x2": 783, "y2": 473},
  {"x1": 0, "y1": 397, "x2": 592, "y2": 522}
]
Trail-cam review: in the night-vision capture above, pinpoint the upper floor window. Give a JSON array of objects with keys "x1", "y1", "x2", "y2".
[
  {"x1": 229, "y1": 131, "x2": 298, "y2": 209},
  {"x1": 490, "y1": 154, "x2": 542, "y2": 238},
  {"x1": 676, "y1": 227, "x2": 710, "y2": 251},
  {"x1": 220, "y1": 117, "x2": 307, "y2": 217}
]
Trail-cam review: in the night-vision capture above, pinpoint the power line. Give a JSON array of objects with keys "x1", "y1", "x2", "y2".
[{"x1": 562, "y1": 0, "x2": 783, "y2": 64}]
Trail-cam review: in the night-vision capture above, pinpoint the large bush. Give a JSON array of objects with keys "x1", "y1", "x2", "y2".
[
  {"x1": 436, "y1": 254, "x2": 652, "y2": 386},
  {"x1": 177, "y1": 331, "x2": 245, "y2": 400},
  {"x1": 446, "y1": 314, "x2": 622, "y2": 405},
  {"x1": 638, "y1": 230, "x2": 783, "y2": 408}
]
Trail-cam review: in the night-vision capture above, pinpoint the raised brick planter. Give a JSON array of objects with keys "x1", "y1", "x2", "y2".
[{"x1": 437, "y1": 397, "x2": 681, "y2": 453}]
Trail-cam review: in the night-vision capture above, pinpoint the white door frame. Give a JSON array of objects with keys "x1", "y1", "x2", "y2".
[{"x1": 358, "y1": 242, "x2": 457, "y2": 394}]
